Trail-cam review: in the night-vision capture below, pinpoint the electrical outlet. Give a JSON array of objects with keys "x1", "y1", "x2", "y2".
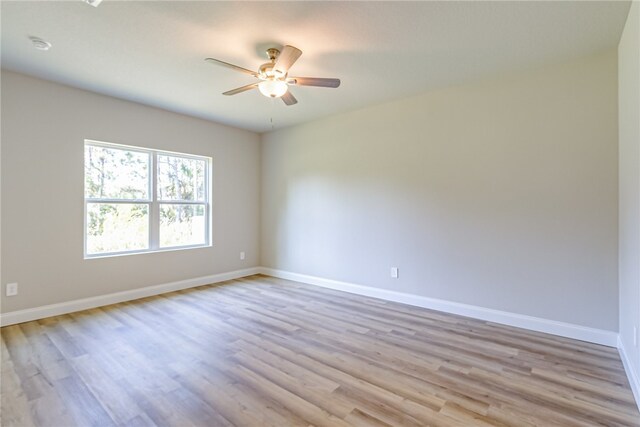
[
  {"x1": 6, "y1": 283, "x2": 18, "y2": 297},
  {"x1": 240, "y1": 251, "x2": 245, "y2": 260},
  {"x1": 390, "y1": 267, "x2": 399, "y2": 279},
  {"x1": 634, "y1": 326, "x2": 638, "y2": 347}
]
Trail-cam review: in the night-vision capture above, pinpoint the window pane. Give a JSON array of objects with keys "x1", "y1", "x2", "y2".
[
  {"x1": 86, "y1": 203, "x2": 149, "y2": 254},
  {"x1": 85, "y1": 145, "x2": 149, "y2": 199},
  {"x1": 157, "y1": 155, "x2": 206, "y2": 201},
  {"x1": 160, "y1": 204, "x2": 206, "y2": 248}
]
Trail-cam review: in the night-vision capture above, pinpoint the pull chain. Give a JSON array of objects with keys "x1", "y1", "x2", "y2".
[{"x1": 270, "y1": 97, "x2": 276, "y2": 130}]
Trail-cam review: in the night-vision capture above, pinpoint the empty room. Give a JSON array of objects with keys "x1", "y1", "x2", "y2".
[{"x1": 1, "y1": 1, "x2": 639, "y2": 426}]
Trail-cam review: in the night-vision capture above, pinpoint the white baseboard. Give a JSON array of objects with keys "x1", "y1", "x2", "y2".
[
  {"x1": 3, "y1": 266, "x2": 618, "y2": 347},
  {"x1": 0, "y1": 267, "x2": 261, "y2": 327},
  {"x1": 2, "y1": 266, "x2": 634, "y2": 408},
  {"x1": 618, "y1": 336, "x2": 640, "y2": 413},
  {"x1": 258, "y1": 267, "x2": 618, "y2": 348}
]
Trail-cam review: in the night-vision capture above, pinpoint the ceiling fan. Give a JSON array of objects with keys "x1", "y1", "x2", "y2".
[{"x1": 205, "y1": 45, "x2": 340, "y2": 106}]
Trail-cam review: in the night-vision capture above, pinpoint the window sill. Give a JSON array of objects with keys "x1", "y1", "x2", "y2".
[{"x1": 84, "y1": 243, "x2": 212, "y2": 260}]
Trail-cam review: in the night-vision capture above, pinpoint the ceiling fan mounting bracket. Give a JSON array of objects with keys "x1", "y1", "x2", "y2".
[{"x1": 266, "y1": 48, "x2": 280, "y2": 62}]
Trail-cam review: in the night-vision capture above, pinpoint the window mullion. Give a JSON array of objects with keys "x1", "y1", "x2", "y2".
[{"x1": 150, "y1": 152, "x2": 160, "y2": 250}]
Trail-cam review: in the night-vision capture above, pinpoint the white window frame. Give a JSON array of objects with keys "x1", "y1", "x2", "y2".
[{"x1": 84, "y1": 139, "x2": 212, "y2": 259}]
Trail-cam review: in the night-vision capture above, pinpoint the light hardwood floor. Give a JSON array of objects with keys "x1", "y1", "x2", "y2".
[{"x1": 1, "y1": 274, "x2": 639, "y2": 426}]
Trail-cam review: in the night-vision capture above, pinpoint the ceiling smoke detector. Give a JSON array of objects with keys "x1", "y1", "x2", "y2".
[
  {"x1": 82, "y1": 0, "x2": 104, "y2": 7},
  {"x1": 29, "y1": 37, "x2": 51, "y2": 51}
]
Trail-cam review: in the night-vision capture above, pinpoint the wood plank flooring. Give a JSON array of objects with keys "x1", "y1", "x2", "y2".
[{"x1": 2, "y1": 274, "x2": 639, "y2": 426}]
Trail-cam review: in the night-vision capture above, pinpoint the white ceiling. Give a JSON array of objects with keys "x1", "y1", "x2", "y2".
[{"x1": 1, "y1": 1, "x2": 631, "y2": 133}]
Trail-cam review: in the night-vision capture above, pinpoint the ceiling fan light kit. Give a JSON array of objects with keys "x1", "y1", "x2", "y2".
[
  {"x1": 258, "y1": 80, "x2": 288, "y2": 98},
  {"x1": 205, "y1": 45, "x2": 340, "y2": 106}
]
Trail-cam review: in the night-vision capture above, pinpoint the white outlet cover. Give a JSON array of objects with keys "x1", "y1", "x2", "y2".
[
  {"x1": 240, "y1": 251, "x2": 245, "y2": 260},
  {"x1": 390, "y1": 267, "x2": 399, "y2": 278},
  {"x1": 6, "y1": 283, "x2": 18, "y2": 296}
]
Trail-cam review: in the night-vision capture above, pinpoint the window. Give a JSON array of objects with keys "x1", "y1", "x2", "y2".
[{"x1": 84, "y1": 140, "x2": 211, "y2": 257}]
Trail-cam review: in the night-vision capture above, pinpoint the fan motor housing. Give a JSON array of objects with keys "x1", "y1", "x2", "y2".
[{"x1": 259, "y1": 62, "x2": 286, "y2": 80}]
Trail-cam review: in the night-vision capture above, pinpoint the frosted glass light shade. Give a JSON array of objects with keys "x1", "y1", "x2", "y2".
[{"x1": 258, "y1": 80, "x2": 288, "y2": 98}]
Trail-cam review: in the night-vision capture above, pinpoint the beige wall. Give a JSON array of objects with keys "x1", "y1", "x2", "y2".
[
  {"x1": 1, "y1": 71, "x2": 261, "y2": 313},
  {"x1": 0, "y1": 48, "x2": 623, "y2": 335},
  {"x1": 261, "y1": 51, "x2": 619, "y2": 331},
  {"x1": 619, "y1": 0, "x2": 640, "y2": 389}
]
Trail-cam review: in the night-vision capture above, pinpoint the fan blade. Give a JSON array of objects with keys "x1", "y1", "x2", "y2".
[
  {"x1": 281, "y1": 91, "x2": 298, "y2": 106},
  {"x1": 223, "y1": 83, "x2": 259, "y2": 96},
  {"x1": 289, "y1": 77, "x2": 340, "y2": 88},
  {"x1": 274, "y1": 45, "x2": 302, "y2": 74},
  {"x1": 205, "y1": 58, "x2": 258, "y2": 77}
]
